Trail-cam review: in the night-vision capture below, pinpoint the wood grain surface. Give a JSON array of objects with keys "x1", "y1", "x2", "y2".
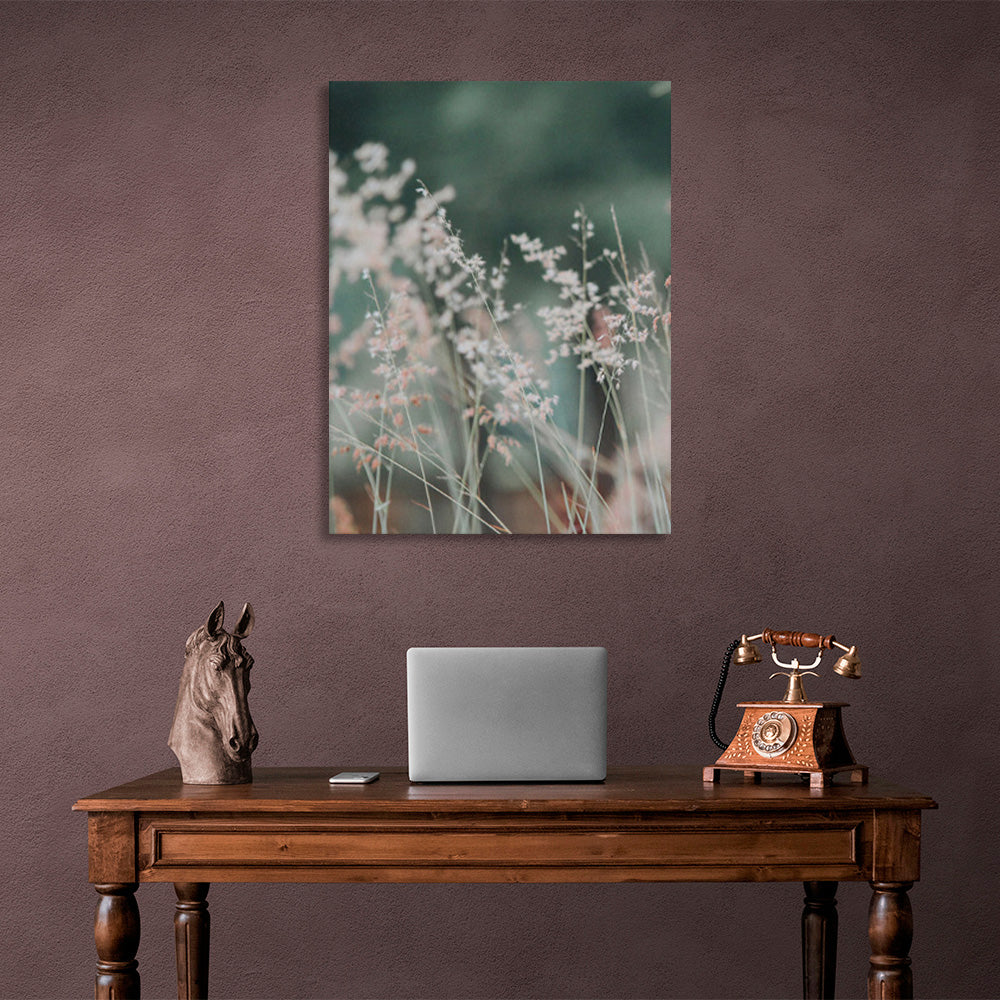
[{"x1": 74, "y1": 766, "x2": 937, "y2": 814}]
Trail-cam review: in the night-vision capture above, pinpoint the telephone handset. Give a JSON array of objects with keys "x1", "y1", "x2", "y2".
[{"x1": 703, "y1": 629, "x2": 868, "y2": 788}]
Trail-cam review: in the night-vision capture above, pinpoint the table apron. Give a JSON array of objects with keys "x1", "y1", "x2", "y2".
[{"x1": 135, "y1": 812, "x2": 878, "y2": 883}]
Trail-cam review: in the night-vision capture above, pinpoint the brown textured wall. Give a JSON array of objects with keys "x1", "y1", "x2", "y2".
[{"x1": 2, "y1": 2, "x2": 998, "y2": 997}]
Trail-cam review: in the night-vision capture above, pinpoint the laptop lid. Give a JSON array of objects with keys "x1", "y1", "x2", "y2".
[{"x1": 407, "y1": 646, "x2": 607, "y2": 782}]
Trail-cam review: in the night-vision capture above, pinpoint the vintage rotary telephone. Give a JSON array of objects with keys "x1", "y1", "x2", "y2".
[{"x1": 703, "y1": 629, "x2": 868, "y2": 788}]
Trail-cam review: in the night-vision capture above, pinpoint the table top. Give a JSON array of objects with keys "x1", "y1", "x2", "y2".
[{"x1": 74, "y1": 766, "x2": 937, "y2": 815}]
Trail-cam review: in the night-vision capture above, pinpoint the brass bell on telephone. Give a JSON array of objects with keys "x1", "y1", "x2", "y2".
[
  {"x1": 832, "y1": 645, "x2": 862, "y2": 679},
  {"x1": 733, "y1": 635, "x2": 762, "y2": 665}
]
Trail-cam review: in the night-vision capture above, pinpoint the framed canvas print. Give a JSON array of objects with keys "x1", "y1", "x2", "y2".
[{"x1": 329, "y1": 81, "x2": 670, "y2": 534}]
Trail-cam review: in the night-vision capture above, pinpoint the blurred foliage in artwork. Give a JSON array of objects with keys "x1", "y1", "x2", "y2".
[
  {"x1": 329, "y1": 81, "x2": 670, "y2": 286},
  {"x1": 328, "y1": 82, "x2": 670, "y2": 534}
]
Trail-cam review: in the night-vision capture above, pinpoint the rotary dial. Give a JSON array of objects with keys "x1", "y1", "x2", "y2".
[{"x1": 752, "y1": 711, "x2": 798, "y2": 758}]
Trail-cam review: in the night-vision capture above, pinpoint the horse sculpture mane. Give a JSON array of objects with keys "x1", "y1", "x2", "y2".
[{"x1": 168, "y1": 600, "x2": 258, "y2": 784}]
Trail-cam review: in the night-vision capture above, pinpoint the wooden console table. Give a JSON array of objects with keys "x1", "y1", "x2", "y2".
[{"x1": 74, "y1": 766, "x2": 936, "y2": 999}]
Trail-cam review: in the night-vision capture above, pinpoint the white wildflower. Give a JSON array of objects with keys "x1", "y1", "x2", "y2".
[{"x1": 354, "y1": 142, "x2": 389, "y2": 173}]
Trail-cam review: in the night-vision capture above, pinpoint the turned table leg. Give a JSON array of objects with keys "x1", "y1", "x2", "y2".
[
  {"x1": 175, "y1": 883, "x2": 210, "y2": 999},
  {"x1": 95, "y1": 883, "x2": 140, "y2": 999},
  {"x1": 802, "y1": 881, "x2": 838, "y2": 999},
  {"x1": 868, "y1": 881, "x2": 914, "y2": 1000}
]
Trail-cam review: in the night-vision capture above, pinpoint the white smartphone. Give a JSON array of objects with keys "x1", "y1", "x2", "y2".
[{"x1": 328, "y1": 771, "x2": 380, "y2": 784}]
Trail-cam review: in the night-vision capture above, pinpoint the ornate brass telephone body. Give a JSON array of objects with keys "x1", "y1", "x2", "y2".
[{"x1": 703, "y1": 629, "x2": 868, "y2": 788}]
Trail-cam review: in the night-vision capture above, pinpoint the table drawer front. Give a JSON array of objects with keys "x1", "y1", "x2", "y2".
[{"x1": 142, "y1": 818, "x2": 862, "y2": 873}]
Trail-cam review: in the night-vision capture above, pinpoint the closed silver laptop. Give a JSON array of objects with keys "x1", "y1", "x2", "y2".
[{"x1": 407, "y1": 646, "x2": 607, "y2": 782}]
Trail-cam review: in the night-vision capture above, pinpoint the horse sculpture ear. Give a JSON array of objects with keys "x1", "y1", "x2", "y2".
[
  {"x1": 233, "y1": 602, "x2": 254, "y2": 638},
  {"x1": 206, "y1": 600, "x2": 226, "y2": 637}
]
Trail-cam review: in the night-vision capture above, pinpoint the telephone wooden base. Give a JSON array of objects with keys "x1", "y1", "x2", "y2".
[{"x1": 703, "y1": 763, "x2": 870, "y2": 788}]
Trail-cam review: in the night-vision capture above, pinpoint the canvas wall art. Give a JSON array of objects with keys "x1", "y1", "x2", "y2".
[{"x1": 329, "y1": 81, "x2": 670, "y2": 534}]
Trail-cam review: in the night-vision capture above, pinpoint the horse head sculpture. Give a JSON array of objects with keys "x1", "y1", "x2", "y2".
[{"x1": 168, "y1": 600, "x2": 259, "y2": 784}]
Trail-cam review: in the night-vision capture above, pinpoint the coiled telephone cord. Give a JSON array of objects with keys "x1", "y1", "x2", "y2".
[{"x1": 709, "y1": 637, "x2": 741, "y2": 750}]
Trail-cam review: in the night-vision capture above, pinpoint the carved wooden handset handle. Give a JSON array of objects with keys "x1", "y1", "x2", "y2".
[
  {"x1": 760, "y1": 629, "x2": 835, "y2": 650},
  {"x1": 759, "y1": 631, "x2": 831, "y2": 703}
]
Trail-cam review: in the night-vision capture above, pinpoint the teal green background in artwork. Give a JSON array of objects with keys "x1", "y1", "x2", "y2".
[{"x1": 329, "y1": 81, "x2": 670, "y2": 281}]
